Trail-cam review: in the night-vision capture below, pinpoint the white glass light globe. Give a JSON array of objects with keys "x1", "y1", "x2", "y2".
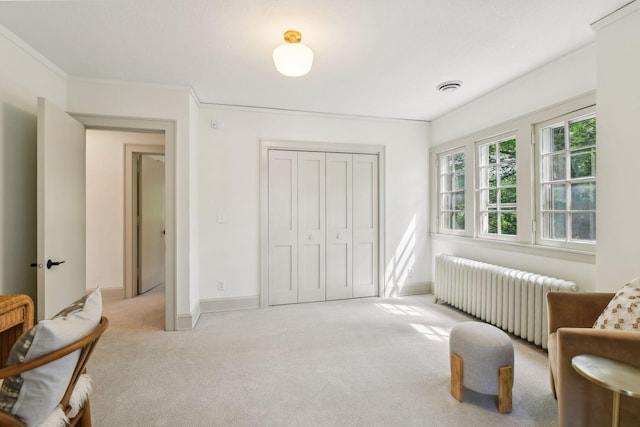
[{"x1": 272, "y1": 43, "x2": 314, "y2": 77}]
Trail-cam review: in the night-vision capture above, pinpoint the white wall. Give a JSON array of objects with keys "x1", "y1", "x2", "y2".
[
  {"x1": 85, "y1": 129, "x2": 164, "y2": 294},
  {"x1": 0, "y1": 27, "x2": 67, "y2": 298},
  {"x1": 431, "y1": 43, "x2": 597, "y2": 144},
  {"x1": 430, "y1": 44, "x2": 599, "y2": 291},
  {"x1": 594, "y1": 4, "x2": 640, "y2": 291},
  {"x1": 196, "y1": 106, "x2": 429, "y2": 302}
]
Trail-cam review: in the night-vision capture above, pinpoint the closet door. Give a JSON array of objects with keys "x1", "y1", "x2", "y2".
[
  {"x1": 297, "y1": 152, "x2": 326, "y2": 303},
  {"x1": 353, "y1": 154, "x2": 378, "y2": 297},
  {"x1": 325, "y1": 153, "x2": 353, "y2": 300},
  {"x1": 268, "y1": 151, "x2": 298, "y2": 305}
]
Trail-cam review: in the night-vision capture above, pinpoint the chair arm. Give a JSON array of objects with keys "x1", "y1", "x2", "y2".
[
  {"x1": 0, "y1": 316, "x2": 109, "y2": 380},
  {"x1": 0, "y1": 410, "x2": 26, "y2": 426},
  {"x1": 546, "y1": 292, "x2": 614, "y2": 333},
  {"x1": 557, "y1": 327, "x2": 640, "y2": 369}
]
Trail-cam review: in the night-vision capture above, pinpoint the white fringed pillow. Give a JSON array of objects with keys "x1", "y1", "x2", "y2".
[
  {"x1": 0, "y1": 289, "x2": 102, "y2": 426},
  {"x1": 593, "y1": 277, "x2": 640, "y2": 330}
]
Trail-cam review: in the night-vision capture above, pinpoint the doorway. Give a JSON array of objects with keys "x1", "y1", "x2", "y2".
[
  {"x1": 86, "y1": 130, "x2": 166, "y2": 303},
  {"x1": 79, "y1": 116, "x2": 176, "y2": 331}
]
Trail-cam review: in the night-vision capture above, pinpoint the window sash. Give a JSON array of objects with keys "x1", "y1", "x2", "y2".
[
  {"x1": 477, "y1": 136, "x2": 517, "y2": 238},
  {"x1": 535, "y1": 108, "x2": 596, "y2": 248},
  {"x1": 438, "y1": 150, "x2": 465, "y2": 233}
]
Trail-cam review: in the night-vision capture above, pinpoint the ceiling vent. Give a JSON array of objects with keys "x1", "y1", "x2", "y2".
[{"x1": 437, "y1": 80, "x2": 463, "y2": 93}]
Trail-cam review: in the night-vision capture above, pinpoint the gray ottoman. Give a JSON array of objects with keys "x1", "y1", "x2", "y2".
[{"x1": 449, "y1": 322, "x2": 514, "y2": 413}]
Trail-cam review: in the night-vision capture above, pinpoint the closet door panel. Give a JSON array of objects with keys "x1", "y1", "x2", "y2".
[
  {"x1": 353, "y1": 154, "x2": 378, "y2": 298},
  {"x1": 326, "y1": 153, "x2": 353, "y2": 300},
  {"x1": 298, "y1": 152, "x2": 326, "y2": 303},
  {"x1": 268, "y1": 150, "x2": 298, "y2": 305}
]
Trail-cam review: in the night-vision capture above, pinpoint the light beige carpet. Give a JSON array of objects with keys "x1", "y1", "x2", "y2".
[{"x1": 89, "y1": 288, "x2": 558, "y2": 426}]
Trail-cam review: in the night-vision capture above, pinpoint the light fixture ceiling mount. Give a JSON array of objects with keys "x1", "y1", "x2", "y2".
[
  {"x1": 283, "y1": 30, "x2": 302, "y2": 43},
  {"x1": 273, "y1": 30, "x2": 314, "y2": 77}
]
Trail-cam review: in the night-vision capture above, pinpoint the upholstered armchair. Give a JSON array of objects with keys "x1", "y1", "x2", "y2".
[{"x1": 547, "y1": 291, "x2": 640, "y2": 427}]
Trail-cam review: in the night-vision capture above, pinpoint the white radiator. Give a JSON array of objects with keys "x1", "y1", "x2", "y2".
[{"x1": 435, "y1": 254, "x2": 578, "y2": 349}]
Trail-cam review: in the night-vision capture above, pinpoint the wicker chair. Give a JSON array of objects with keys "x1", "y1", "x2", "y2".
[
  {"x1": 0, "y1": 295, "x2": 34, "y2": 368},
  {"x1": 0, "y1": 316, "x2": 109, "y2": 427}
]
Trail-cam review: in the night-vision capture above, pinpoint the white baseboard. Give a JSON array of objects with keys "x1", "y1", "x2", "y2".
[
  {"x1": 176, "y1": 296, "x2": 259, "y2": 330},
  {"x1": 200, "y1": 295, "x2": 260, "y2": 314},
  {"x1": 384, "y1": 282, "x2": 432, "y2": 297},
  {"x1": 173, "y1": 287, "x2": 433, "y2": 331},
  {"x1": 176, "y1": 314, "x2": 194, "y2": 331}
]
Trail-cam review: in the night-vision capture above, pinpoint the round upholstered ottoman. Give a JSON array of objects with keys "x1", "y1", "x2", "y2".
[{"x1": 449, "y1": 322, "x2": 514, "y2": 413}]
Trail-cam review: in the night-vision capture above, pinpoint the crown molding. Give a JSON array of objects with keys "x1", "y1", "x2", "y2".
[
  {"x1": 0, "y1": 24, "x2": 68, "y2": 79},
  {"x1": 591, "y1": 0, "x2": 640, "y2": 31}
]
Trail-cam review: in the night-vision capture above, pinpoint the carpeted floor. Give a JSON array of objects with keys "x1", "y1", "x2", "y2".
[{"x1": 89, "y1": 288, "x2": 559, "y2": 426}]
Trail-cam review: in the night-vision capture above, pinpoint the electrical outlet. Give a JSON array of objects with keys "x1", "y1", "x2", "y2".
[
  {"x1": 407, "y1": 268, "x2": 414, "y2": 278},
  {"x1": 217, "y1": 280, "x2": 225, "y2": 291}
]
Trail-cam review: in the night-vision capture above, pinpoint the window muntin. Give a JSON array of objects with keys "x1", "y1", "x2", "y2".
[
  {"x1": 539, "y1": 113, "x2": 596, "y2": 243},
  {"x1": 438, "y1": 151, "x2": 465, "y2": 232},
  {"x1": 477, "y1": 136, "x2": 517, "y2": 237}
]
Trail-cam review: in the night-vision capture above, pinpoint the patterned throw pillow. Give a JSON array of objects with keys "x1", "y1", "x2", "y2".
[
  {"x1": 593, "y1": 278, "x2": 640, "y2": 330},
  {"x1": 0, "y1": 288, "x2": 102, "y2": 426}
]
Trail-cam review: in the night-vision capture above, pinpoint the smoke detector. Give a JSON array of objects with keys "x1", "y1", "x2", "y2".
[{"x1": 437, "y1": 80, "x2": 463, "y2": 93}]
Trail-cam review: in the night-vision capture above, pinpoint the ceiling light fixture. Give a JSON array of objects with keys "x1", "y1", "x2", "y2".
[
  {"x1": 272, "y1": 30, "x2": 314, "y2": 77},
  {"x1": 437, "y1": 80, "x2": 463, "y2": 93}
]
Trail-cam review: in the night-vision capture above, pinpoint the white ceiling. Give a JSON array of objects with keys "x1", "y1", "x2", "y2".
[{"x1": 0, "y1": 0, "x2": 632, "y2": 121}]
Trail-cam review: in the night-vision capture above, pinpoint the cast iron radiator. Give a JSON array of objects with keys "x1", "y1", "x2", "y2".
[{"x1": 435, "y1": 254, "x2": 578, "y2": 349}]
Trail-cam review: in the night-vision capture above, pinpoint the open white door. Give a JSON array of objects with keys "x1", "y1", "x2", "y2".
[
  {"x1": 139, "y1": 154, "x2": 165, "y2": 294},
  {"x1": 36, "y1": 97, "x2": 86, "y2": 320}
]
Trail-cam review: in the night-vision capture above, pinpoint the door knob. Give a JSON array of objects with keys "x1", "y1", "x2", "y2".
[{"x1": 47, "y1": 259, "x2": 66, "y2": 269}]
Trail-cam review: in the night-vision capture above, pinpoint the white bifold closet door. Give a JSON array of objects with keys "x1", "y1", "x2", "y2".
[
  {"x1": 268, "y1": 150, "x2": 298, "y2": 305},
  {"x1": 268, "y1": 150, "x2": 377, "y2": 305},
  {"x1": 352, "y1": 154, "x2": 378, "y2": 298},
  {"x1": 298, "y1": 152, "x2": 326, "y2": 303},
  {"x1": 326, "y1": 153, "x2": 353, "y2": 300}
]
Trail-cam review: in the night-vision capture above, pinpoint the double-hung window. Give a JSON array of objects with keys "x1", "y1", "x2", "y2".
[
  {"x1": 537, "y1": 108, "x2": 596, "y2": 248},
  {"x1": 438, "y1": 150, "x2": 465, "y2": 232},
  {"x1": 477, "y1": 136, "x2": 517, "y2": 238}
]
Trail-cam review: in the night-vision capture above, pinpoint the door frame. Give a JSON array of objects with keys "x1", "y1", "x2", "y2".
[
  {"x1": 73, "y1": 114, "x2": 177, "y2": 331},
  {"x1": 124, "y1": 145, "x2": 165, "y2": 299},
  {"x1": 259, "y1": 139, "x2": 386, "y2": 308}
]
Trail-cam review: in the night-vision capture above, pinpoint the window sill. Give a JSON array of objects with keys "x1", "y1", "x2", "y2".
[{"x1": 430, "y1": 232, "x2": 595, "y2": 264}]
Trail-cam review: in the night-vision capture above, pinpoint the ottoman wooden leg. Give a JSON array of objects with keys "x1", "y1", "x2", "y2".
[
  {"x1": 451, "y1": 352, "x2": 463, "y2": 402},
  {"x1": 498, "y1": 365, "x2": 512, "y2": 413}
]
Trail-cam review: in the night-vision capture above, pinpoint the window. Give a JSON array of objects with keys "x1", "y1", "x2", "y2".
[
  {"x1": 438, "y1": 150, "x2": 465, "y2": 232},
  {"x1": 538, "y1": 111, "x2": 596, "y2": 245},
  {"x1": 432, "y1": 94, "x2": 595, "y2": 259},
  {"x1": 477, "y1": 136, "x2": 517, "y2": 237}
]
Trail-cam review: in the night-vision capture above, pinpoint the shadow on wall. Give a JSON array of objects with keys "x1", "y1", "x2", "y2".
[
  {"x1": 385, "y1": 215, "x2": 416, "y2": 295},
  {"x1": 1, "y1": 103, "x2": 37, "y2": 299}
]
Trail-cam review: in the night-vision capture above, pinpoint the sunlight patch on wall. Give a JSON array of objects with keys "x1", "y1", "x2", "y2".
[{"x1": 385, "y1": 215, "x2": 416, "y2": 294}]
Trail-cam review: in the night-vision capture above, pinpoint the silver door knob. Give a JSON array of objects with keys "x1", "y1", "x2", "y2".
[
  {"x1": 308, "y1": 234, "x2": 313, "y2": 240},
  {"x1": 336, "y1": 234, "x2": 341, "y2": 239}
]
